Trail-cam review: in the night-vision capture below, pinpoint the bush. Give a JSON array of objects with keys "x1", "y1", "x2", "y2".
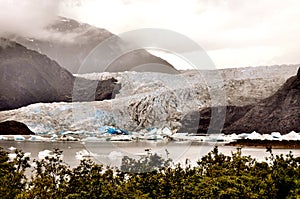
[{"x1": 0, "y1": 146, "x2": 299, "y2": 198}]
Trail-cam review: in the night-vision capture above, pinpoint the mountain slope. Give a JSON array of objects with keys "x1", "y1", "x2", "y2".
[
  {"x1": 17, "y1": 17, "x2": 174, "y2": 74},
  {"x1": 0, "y1": 39, "x2": 118, "y2": 111},
  {"x1": 0, "y1": 120, "x2": 34, "y2": 135},
  {"x1": 183, "y1": 67, "x2": 300, "y2": 134},
  {"x1": 224, "y1": 67, "x2": 300, "y2": 134}
]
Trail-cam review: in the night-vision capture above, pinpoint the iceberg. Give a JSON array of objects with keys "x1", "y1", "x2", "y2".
[
  {"x1": 262, "y1": 134, "x2": 274, "y2": 140},
  {"x1": 28, "y1": 135, "x2": 49, "y2": 141},
  {"x1": 0, "y1": 136, "x2": 8, "y2": 140},
  {"x1": 81, "y1": 137, "x2": 106, "y2": 142},
  {"x1": 14, "y1": 135, "x2": 25, "y2": 141},
  {"x1": 109, "y1": 135, "x2": 133, "y2": 141},
  {"x1": 271, "y1": 132, "x2": 282, "y2": 140},
  {"x1": 282, "y1": 131, "x2": 300, "y2": 141},
  {"x1": 246, "y1": 131, "x2": 263, "y2": 140}
]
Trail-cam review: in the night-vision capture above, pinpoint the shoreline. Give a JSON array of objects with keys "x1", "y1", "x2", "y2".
[{"x1": 226, "y1": 139, "x2": 300, "y2": 149}]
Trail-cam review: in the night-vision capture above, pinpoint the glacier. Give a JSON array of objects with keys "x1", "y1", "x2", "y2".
[{"x1": 0, "y1": 68, "x2": 298, "y2": 137}]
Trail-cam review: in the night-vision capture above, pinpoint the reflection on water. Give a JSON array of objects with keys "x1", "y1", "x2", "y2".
[{"x1": 1, "y1": 140, "x2": 300, "y2": 168}]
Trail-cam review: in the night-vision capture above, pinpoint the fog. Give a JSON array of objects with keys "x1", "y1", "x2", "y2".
[
  {"x1": 0, "y1": 0, "x2": 299, "y2": 68},
  {"x1": 0, "y1": 0, "x2": 61, "y2": 40}
]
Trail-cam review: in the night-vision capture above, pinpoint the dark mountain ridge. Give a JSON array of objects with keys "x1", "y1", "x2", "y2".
[
  {"x1": 179, "y1": 67, "x2": 300, "y2": 134},
  {"x1": 0, "y1": 120, "x2": 34, "y2": 135},
  {"x1": 0, "y1": 39, "x2": 119, "y2": 111}
]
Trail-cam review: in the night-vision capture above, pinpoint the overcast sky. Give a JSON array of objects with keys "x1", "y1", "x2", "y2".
[
  {"x1": 60, "y1": 0, "x2": 300, "y2": 69},
  {"x1": 1, "y1": 0, "x2": 300, "y2": 69}
]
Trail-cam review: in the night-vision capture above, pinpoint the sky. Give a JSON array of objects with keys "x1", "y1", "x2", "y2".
[{"x1": 0, "y1": 0, "x2": 300, "y2": 69}]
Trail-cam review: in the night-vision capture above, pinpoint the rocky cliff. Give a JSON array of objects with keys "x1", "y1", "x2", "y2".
[
  {"x1": 0, "y1": 39, "x2": 119, "y2": 111},
  {"x1": 0, "y1": 120, "x2": 34, "y2": 135},
  {"x1": 225, "y1": 67, "x2": 300, "y2": 134},
  {"x1": 181, "y1": 67, "x2": 300, "y2": 134}
]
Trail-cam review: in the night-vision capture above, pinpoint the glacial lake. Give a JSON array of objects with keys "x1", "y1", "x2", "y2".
[{"x1": 1, "y1": 140, "x2": 300, "y2": 168}]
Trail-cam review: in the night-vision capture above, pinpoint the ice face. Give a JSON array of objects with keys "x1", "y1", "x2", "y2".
[{"x1": 0, "y1": 70, "x2": 297, "y2": 136}]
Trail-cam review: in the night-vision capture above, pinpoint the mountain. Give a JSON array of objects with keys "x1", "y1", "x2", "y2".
[
  {"x1": 0, "y1": 120, "x2": 34, "y2": 135},
  {"x1": 224, "y1": 67, "x2": 300, "y2": 134},
  {"x1": 16, "y1": 17, "x2": 174, "y2": 74},
  {"x1": 181, "y1": 67, "x2": 300, "y2": 134},
  {"x1": 0, "y1": 39, "x2": 119, "y2": 111}
]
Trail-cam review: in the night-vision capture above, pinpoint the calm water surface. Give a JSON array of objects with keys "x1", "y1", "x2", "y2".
[{"x1": 1, "y1": 140, "x2": 300, "y2": 168}]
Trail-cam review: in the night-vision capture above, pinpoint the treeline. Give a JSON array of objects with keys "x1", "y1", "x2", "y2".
[{"x1": 0, "y1": 146, "x2": 299, "y2": 198}]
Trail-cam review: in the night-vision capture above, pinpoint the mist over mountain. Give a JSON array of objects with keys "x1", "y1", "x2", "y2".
[
  {"x1": 0, "y1": 39, "x2": 119, "y2": 111},
  {"x1": 15, "y1": 17, "x2": 174, "y2": 74}
]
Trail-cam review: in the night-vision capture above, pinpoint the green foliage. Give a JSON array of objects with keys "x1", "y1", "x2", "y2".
[
  {"x1": 0, "y1": 148, "x2": 30, "y2": 199},
  {"x1": 0, "y1": 146, "x2": 299, "y2": 198},
  {"x1": 120, "y1": 152, "x2": 172, "y2": 173}
]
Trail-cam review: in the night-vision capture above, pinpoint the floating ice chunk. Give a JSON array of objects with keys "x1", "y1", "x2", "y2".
[
  {"x1": 60, "y1": 131, "x2": 76, "y2": 135},
  {"x1": 50, "y1": 134, "x2": 58, "y2": 140},
  {"x1": 171, "y1": 133, "x2": 189, "y2": 140},
  {"x1": 14, "y1": 135, "x2": 25, "y2": 141},
  {"x1": 81, "y1": 137, "x2": 106, "y2": 142},
  {"x1": 108, "y1": 127, "x2": 128, "y2": 135},
  {"x1": 226, "y1": 133, "x2": 239, "y2": 141},
  {"x1": 246, "y1": 131, "x2": 263, "y2": 140},
  {"x1": 162, "y1": 127, "x2": 173, "y2": 136},
  {"x1": 110, "y1": 135, "x2": 133, "y2": 141},
  {"x1": 282, "y1": 131, "x2": 300, "y2": 141},
  {"x1": 0, "y1": 136, "x2": 8, "y2": 140},
  {"x1": 58, "y1": 135, "x2": 79, "y2": 141},
  {"x1": 206, "y1": 134, "x2": 230, "y2": 142},
  {"x1": 147, "y1": 128, "x2": 158, "y2": 135},
  {"x1": 108, "y1": 151, "x2": 123, "y2": 160},
  {"x1": 271, "y1": 132, "x2": 282, "y2": 140},
  {"x1": 262, "y1": 134, "x2": 274, "y2": 140},
  {"x1": 28, "y1": 135, "x2": 49, "y2": 141},
  {"x1": 238, "y1": 133, "x2": 250, "y2": 139}
]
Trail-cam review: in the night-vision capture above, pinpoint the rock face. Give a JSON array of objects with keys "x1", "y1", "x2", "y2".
[
  {"x1": 0, "y1": 120, "x2": 34, "y2": 135},
  {"x1": 181, "y1": 67, "x2": 300, "y2": 134},
  {"x1": 17, "y1": 17, "x2": 173, "y2": 74},
  {"x1": 178, "y1": 105, "x2": 254, "y2": 134},
  {"x1": 0, "y1": 39, "x2": 119, "y2": 111},
  {"x1": 225, "y1": 67, "x2": 300, "y2": 134}
]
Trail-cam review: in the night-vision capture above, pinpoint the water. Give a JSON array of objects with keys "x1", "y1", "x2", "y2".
[{"x1": 1, "y1": 140, "x2": 300, "y2": 168}]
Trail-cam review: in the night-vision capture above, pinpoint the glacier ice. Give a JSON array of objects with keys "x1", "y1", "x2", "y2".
[
  {"x1": 14, "y1": 135, "x2": 25, "y2": 141},
  {"x1": 0, "y1": 70, "x2": 299, "y2": 139}
]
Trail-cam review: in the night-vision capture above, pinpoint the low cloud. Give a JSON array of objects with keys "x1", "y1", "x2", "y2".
[
  {"x1": 60, "y1": 0, "x2": 300, "y2": 68},
  {"x1": 0, "y1": 0, "x2": 60, "y2": 40}
]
